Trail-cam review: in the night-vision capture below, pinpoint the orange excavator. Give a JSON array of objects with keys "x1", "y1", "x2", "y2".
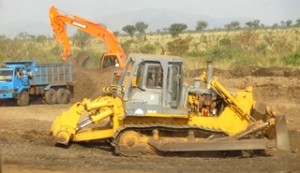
[{"x1": 49, "y1": 6, "x2": 126, "y2": 69}]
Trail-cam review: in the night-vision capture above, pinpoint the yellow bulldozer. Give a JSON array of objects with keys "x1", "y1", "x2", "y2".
[{"x1": 51, "y1": 53, "x2": 289, "y2": 156}]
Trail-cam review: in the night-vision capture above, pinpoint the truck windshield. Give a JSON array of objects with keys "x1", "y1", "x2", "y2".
[{"x1": 0, "y1": 69, "x2": 13, "y2": 81}]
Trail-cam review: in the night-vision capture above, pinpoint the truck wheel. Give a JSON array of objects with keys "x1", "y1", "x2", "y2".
[
  {"x1": 45, "y1": 89, "x2": 57, "y2": 104},
  {"x1": 17, "y1": 91, "x2": 30, "y2": 106},
  {"x1": 56, "y1": 89, "x2": 70, "y2": 104}
]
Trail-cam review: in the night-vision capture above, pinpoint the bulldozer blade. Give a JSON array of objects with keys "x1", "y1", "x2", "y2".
[
  {"x1": 148, "y1": 138, "x2": 275, "y2": 152},
  {"x1": 275, "y1": 115, "x2": 290, "y2": 151}
]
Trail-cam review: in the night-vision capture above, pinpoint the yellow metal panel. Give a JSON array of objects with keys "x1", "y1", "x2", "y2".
[
  {"x1": 91, "y1": 109, "x2": 114, "y2": 122},
  {"x1": 74, "y1": 129, "x2": 115, "y2": 142},
  {"x1": 51, "y1": 102, "x2": 85, "y2": 138},
  {"x1": 189, "y1": 107, "x2": 251, "y2": 136},
  {"x1": 86, "y1": 100, "x2": 110, "y2": 110}
]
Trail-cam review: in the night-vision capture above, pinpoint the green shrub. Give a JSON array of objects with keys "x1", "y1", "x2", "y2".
[
  {"x1": 167, "y1": 37, "x2": 192, "y2": 56},
  {"x1": 205, "y1": 45, "x2": 236, "y2": 61},
  {"x1": 219, "y1": 38, "x2": 231, "y2": 46},
  {"x1": 121, "y1": 39, "x2": 137, "y2": 53},
  {"x1": 139, "y1": 43, "x2": 157, "y2": 54},
  {"x1": 284, "y1": 50, "x2": 300, "y2": 66},
  {"x1": 230, "y1": 55, "x2": 258, "y2": 68},
  {"x1": 187, "y1": 50, "x2": 201, "y2": 57}
]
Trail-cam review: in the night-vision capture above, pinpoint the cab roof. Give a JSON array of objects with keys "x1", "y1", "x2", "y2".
[{"x1": 128, "y1": 53, "x2": 183, "y2": 63}]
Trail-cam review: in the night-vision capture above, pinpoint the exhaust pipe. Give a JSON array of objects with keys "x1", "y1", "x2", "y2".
[{"x1": 206, "y1": 60, "x2": 213, "y2": 85}]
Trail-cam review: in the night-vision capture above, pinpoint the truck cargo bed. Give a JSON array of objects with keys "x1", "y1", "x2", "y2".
[{"x1": 32, "y1": 63, "x2": 72, "y2": 86}]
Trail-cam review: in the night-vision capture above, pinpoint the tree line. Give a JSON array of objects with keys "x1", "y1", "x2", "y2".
[
  {"x1": 121, "y1": 18, "x2": 300, "y2": 37},
  {"x1": 1, "y1": 18, "x2": 300, "y2": 40},
  {"x1": 0, "y1": 17, "x2": 299, "y2": 68}
]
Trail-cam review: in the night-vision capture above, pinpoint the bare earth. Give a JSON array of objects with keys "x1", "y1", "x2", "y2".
[{"x1": 1, "y1": 67, "x2": 300, "y2": 173}]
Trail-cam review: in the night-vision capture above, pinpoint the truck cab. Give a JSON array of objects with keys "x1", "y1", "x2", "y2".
[{"x1": 0, "y1": 61, "x2": 33, "y2": 105}]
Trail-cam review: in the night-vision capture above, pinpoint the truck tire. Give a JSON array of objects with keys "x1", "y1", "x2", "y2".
[
  {"x1": 17, "y1": 91, "x2": 30, "y2": 106},
  {"x1": 45, "y1": 88, "x2": 57, "y2": 104},
  {"x1": 56, "y1": 88, "x2": 70, "y2": 104}
]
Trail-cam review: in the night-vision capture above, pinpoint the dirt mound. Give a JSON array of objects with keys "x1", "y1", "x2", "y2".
[
  {"x1": 186, "y1": 66, "x2": 300, "y2": 79},
  {"x1": 231, "y1": 66, "x2": 300, "y2": 77},
  {"x1": 185, "y1": 68, "x2": 232, "y2": 79},
  {"x1": 72, "y1": 66, "x2": 118, "y2": 102}
]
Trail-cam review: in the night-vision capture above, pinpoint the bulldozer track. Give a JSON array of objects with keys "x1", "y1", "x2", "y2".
[{"x1": 112, "y1": 123, "x2": 226, "y2": 156}]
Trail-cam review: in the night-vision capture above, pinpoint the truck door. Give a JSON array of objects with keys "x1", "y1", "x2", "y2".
[{"x1": 15, "y1": 67, "x2": 29, "y2": 91}]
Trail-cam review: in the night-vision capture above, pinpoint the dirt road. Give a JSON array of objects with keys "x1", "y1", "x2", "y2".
[{"x1": 1, "y1": 67, "x2": 300, "y2": 173}]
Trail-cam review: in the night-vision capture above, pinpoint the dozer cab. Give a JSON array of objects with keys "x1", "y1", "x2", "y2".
[{"x1": 51, "y1": 53, "x2": 289, "y2": 156}]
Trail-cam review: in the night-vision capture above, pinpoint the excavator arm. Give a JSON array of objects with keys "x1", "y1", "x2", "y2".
[{"x1": 49, "y1": 6, "x2": 126, "y2": 68}]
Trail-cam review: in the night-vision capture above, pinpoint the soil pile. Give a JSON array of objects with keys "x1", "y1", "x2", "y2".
[
  {"x1": 72, "y1": 67, "x2": 118, "y2": 102},
  {"x1": 67, "y1": 52, "x2": 120, "y2": 102}
]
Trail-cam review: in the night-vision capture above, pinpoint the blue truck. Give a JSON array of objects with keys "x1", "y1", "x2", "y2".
[{"x1": 0, "y1": 61, "x2": 73, "y2": 106}]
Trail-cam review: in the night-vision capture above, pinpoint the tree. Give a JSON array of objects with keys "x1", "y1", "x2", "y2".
[
  {"x1": 168, "y1": 23, "x2": 187, "y2": 37},
  {"x1": 72, "y1": 30, "x2": 91, "y2": 48},
  {"x1": 122, "y1": 25, "x2": 136, "y2": 37},
  {"x1": 272, "y1": 23, "x2": 279, "y2": 29},
  {"x1": 245, "y1": 19, "x2": 260, "y2": 29},
  {"x1": 286, "y1": 20, "x2": 293, "y2": 27},
  {"x1": 196, "y1": 21, "x2": 208, "y2": 31},
  {"x1": 260, "y1": 23, "x2": 265, "y2": 28},
  {"x1": 15, "y1": 32, "x2": 34, "y2": 40},
  {"x1": 36, "y1": 35, "x2": 47, "y2": 46},
  {"x1": 224, "y1": 21, "x2": 240, "y2": 30},
  {"x1": 113, "y1": 31, "x2": 120, "y2": 37},
  {"x1": 280, "y1": 21, "x2": 286, "y2": 27},
  {"x1": 135, "y1": 21, "x2": 149, "y2": 34},
  {"x1": 295, "y1": 18, "x2": 300, "y2": 27}
]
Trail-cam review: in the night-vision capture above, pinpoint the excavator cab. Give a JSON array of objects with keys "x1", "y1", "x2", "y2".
[
  {"x1": 102, "y1": 56, "x2": 116, "y2": 68},
  {"x1": 101, "y1": 54, "x2": 124, "y2": 69}
]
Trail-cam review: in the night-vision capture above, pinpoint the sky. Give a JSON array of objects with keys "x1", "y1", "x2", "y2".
[{"x1": 0, "y1": 0, "x2": 299, "y2": 37}]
